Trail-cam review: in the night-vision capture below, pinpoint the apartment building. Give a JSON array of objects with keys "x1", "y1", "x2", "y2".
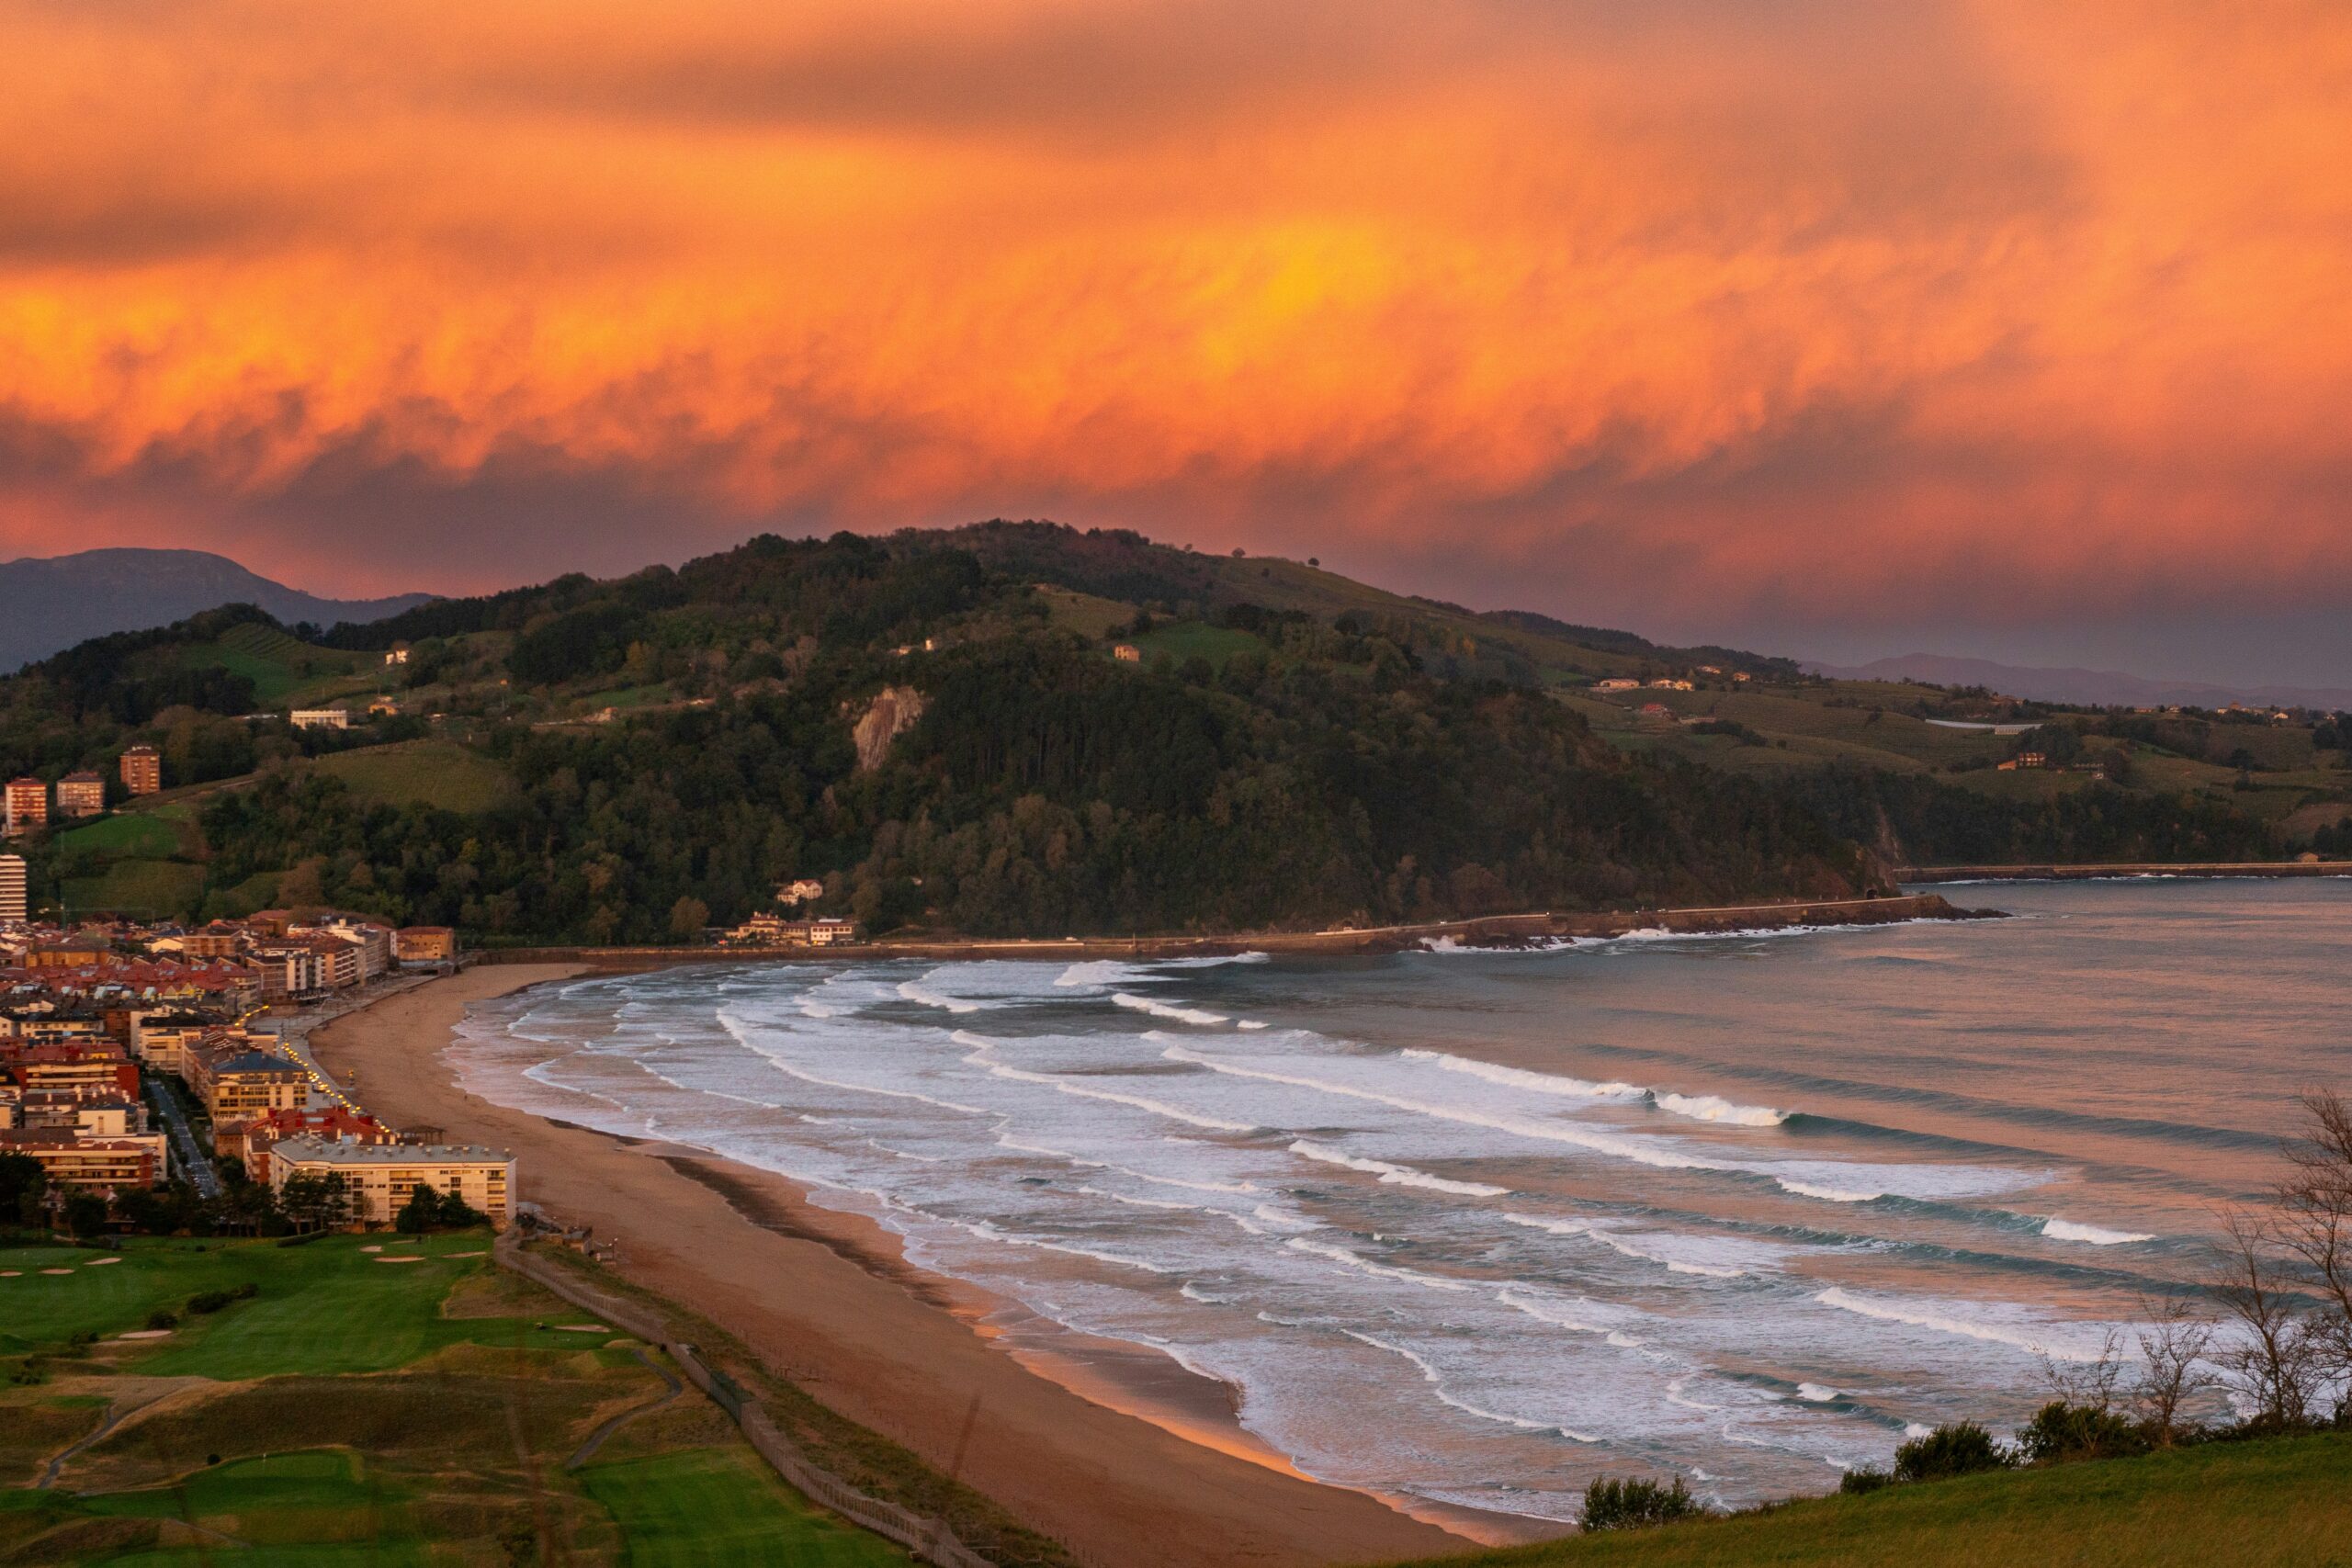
[
  {"x1": 5, "y1": 777, "x2": 46, "y2": 834},
  {"x1": 266, "y1": 1136, "x2": 516, "y2": 1228},
  {"x1": 0, "y1": 854, "x2": 23, "y2": 923},
  {"x1": 119, "y1": 745, "x2": 164, "y2": 795},
  {"x1": 0, "y1": 1128, "x2": 164, "y2": 1191},
  {"x1": 55, "y1": 772, "x2": 107, "y2": 818}
]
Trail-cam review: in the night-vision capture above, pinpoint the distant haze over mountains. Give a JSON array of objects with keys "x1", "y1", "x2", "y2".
[
  {"x1": 1805, "y1": 652, "x2": 2352, "y2": 713},
  {"x1": 0, "y1": 548, "x2": 431, "y2": 671}
]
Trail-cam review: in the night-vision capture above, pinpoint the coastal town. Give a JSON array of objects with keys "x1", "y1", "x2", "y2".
[{"x1": 0, "y1": 884, "x2": 511, "y2": 1234}]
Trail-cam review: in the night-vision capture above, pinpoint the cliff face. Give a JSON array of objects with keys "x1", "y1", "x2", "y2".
[{"x1": 854, "y1": 685, "x2": 926, "y2": 771}]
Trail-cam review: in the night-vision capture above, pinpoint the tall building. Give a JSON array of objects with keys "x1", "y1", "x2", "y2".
[
  {"x1": 119, "y1": 745, "x2": 163, "y2": 795},
  {"x1": 56, "y1": 772, "x2": 106, "y2": 818},
  {"x1": 0, "y1": 853, "x2": 25, "y2": 922},
  {"x1": 5, "y1": 777, "x2": 46, "y2": 834}
]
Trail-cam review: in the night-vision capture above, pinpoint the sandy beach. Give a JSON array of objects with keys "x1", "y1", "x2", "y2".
[{"x1": 311, "y1": 964, "x2": 1476, "y2": 1568}]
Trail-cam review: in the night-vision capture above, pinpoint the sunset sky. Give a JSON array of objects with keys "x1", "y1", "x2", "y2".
[{"x1": 5, "y1": 1, "x2": 2349, "y2": 682}]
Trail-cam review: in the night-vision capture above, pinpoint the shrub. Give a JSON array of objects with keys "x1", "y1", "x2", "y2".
[
  {"x1": 1582, "y1": 1474, "x2": 1701, "y2": 1531},
  {"x1": 186, "y1": 1283, "x2": 257, "y2": 1315},
  {"x1": 1839, "y1": 1465, "x2": 1894, "y2": 1495},
  {"x1": 2016, "y1": 1401, "x2": 2150, "y2": 1464},
  {"x1": 144, "y1": 1308, "x2": 178, "y2": 1332},
  {"x1": 1894, "y1": 1422, "x2": 2012, "y2": 1483}
]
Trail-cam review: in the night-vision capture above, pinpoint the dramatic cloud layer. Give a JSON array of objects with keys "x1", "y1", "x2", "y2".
[{"x1": 3, "y1": 1, "x2": 2348, "y2": 671}]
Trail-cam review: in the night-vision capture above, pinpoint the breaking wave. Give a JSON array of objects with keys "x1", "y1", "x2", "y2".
[
  {"x1": 1288, "y1": 1139, "x2": 1510, "y2": 1197},
  {"x1": 2041, "y1": 1218, "x2": 2155, "y2": 1247},
  {"x1": 1114, "y1": 992, "x2": 1230, "y2": 1026}
]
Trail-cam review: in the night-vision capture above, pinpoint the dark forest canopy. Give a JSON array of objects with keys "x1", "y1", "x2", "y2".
[{"x1": 0, "y1": 524, "x2": 2309, "y2": 941}]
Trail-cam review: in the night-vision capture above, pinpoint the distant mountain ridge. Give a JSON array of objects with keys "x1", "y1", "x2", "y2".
[
  {"x1": 0, "y1": 548, "x2": 432, "y2": 672},
  {"x1": 1806, "y1": 652, "x2": 2352, "y2": 713}
]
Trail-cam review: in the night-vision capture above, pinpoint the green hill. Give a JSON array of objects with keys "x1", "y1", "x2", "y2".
[{"x1": 0, "y1": 523, "x2": 2337, "y2": 936}]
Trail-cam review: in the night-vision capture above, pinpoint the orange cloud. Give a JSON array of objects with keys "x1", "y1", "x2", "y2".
[{"x1": 1, "y1": 0, "x2": 2348, "y2": 646}]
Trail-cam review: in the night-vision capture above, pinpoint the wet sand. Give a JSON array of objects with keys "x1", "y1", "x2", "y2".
[{"x1": 311, "y1": 964, "x2": 1484, "y2": 1567}]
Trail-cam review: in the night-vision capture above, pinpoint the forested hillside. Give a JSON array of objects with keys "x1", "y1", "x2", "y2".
[{"x1": 0, "y1": 523, "x2": 2330, "y2": 940}]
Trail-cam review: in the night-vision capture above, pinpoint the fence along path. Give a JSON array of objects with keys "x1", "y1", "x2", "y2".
[{"x1": 496, "y1": 1232, "x2": 997, "y2": 1568}]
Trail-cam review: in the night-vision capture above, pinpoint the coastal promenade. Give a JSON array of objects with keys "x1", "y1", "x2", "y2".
[{"x1": 469, "y1": 891, "x2": 1970, "y2": 970}]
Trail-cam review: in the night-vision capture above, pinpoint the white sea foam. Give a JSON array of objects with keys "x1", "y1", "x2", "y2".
[
  {"x1": 1794, "y1": 1383, "x2": 1840, "y2": 1403},
  {"x1": 2042, "y1": 1218, "x2": 2155, "y2": 1246},
  {"x1": 1055, "y1": 960, "x2": 1140, "y2": 988},
  {"x1": 1288, "y1": 1139, "x2": 1510, "y2": 1198},
  {"x1": 1238, "y1": 1020, "x2": 1271, "y2": 1030},
  {"x1": 1347, "y1": 1331, "x2": 1601, "y2": 1443},
  {"x1": 1495, "y1": 1288, "x2": 1615, "y2": 1335},
  {"x1": 716, "y1": 1009, "x2": 989, "y2": 1114},
  {"x1": 1501, "y1": 1213, "x2": 1764, "y2": 1277},
  {"x1": 897, "y1": 978, "x2": 983, "y2": 1013},
  {"x1": 1777, "y1": 1179, "x2": 1882, "y2": 1202},
  {"x1": 1286, "y1": 1236, "x2": 1475, "y2": 1292},
  {"x1": 1400, "y1": 1047, "x2": 1642, "y2": 1100},
  {"x1": 1655, "y1": 1092, "x2": 1789, "y2": 1127},
  {"x1": 947, "y1": 1217, "x2": 1177, "y2": 1275},
  {"x1": 955, "y1": 1032, "x2": 1258, "y2": 1132},
  {"x1": 1161, "y1": 1042, "x2": 1732, "y2": 1173},
  {"x1": 1114, "y1": 992, "x2": 1230, "y2": 1026},
  {"x1": 1815, "y1": 1288, "x2": 2117, "y2": 1362}
]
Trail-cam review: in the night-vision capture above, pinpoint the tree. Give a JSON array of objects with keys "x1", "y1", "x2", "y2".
[
  {"x1": 0, "y1": 1151, "x2": 46, "y2": 1230},
  {"x1": 668, "y1": 896, "x2": 710, "y2": 941},
  {"x1": 62, "y1": 1192, "x2": 110, "y2": 1240},
  {"x1": 2132, "y1": 1292, "x2": 2215, "y2": 1445},
  {"x1": 395, "y1": 1182, "x2": 444, "y2": 1234},
  {"x1": 2276, "y1": 1089, "x2": 2352, "y2": 1388},
  {"x1": 277, "y1": 1172, "x2": 354, "y2": 1234},
  {"x1": 2207, "y1": 1206, "x2": 2325, "y2": 1428}
]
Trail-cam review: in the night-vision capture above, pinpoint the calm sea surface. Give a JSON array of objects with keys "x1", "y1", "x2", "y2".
[{"x1": 454, "y1": 880, "x2": 2351, "y2": 1522}]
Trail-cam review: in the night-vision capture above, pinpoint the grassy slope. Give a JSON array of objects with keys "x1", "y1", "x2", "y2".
[
  {"x1": 54, "y1": 815, "x2": 180, "y2": 857},
  {"x1": 311, "y1": 738, "x2": 517, "y2": 813},
  {"x1": 1375, "y1": 1436, "x2": 2352, "y2": 1568},
  {"x1": 179, "y1": 622, "x2": 376, "y2": 708},
  {"x1": 0, "y1": 1236, "x2": 909, "y2": 1565}
]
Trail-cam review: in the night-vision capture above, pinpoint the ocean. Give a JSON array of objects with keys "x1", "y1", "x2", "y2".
[{"x1": 451, "y1": 879, "x2": 2351, "y2": 1525}]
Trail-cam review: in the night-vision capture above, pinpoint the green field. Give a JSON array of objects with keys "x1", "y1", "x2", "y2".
[
  {"x1": 1125, "y1": 620, "x2": 1266, "y2": 668},
  {"x1": 180, "y1": 622, "x2": 374, "y2": 707},
  {"x1": 313, "y1": 739, "x2": 517, "y2": 813},
  {"x1": 1382, "y1": 1434, "x2": 2352, "y2": 1568},
  {"x1": 0, "y1": 1235, "x2": 910, "y2": 1565},
  {"x1": 54, "y1": 815, "x2": 181, "y2": 858}
]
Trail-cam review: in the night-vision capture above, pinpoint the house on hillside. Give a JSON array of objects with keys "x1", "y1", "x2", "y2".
[{"x1": 56, "y1": 773, "x2": 106, "y2": 818}]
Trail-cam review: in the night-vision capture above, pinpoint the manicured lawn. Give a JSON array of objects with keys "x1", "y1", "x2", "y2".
[
  {"x1": 581, "y1": 1449, "x2": 911, "y2": 1566},
  {"x1": 1, "y1": 1235, "x2": 593, "y2": 1375},
  {"x1": 0, "y1": 1234, "x2": 940, "y2": 1565},
  {"x1": 313, "y1": 739, "x2": 516, "y2": 813},
  {"x1": 1378, "y1": 1434, "x2": 2352, "y2": 1568}
]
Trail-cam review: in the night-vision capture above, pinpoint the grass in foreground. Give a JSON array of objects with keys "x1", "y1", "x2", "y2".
[
  {"x1": 1379, "y1": 1434, "x2": 2352, "y2": 1568},
  {"x1": 0, "y1": 1234, "x2": 911, "y2": 1564}
]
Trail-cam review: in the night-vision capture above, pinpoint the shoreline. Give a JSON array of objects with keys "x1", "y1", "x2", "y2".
[
  {"x1": 469, "y1": 890, "x2": 1974, "y2": 969},
  {"x1": 309, "y1": 965, "x2": 1487, "y2": 1566},
  {"x1": 1899, "y1": 861, "x2": 2352, "y2": 883}
]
